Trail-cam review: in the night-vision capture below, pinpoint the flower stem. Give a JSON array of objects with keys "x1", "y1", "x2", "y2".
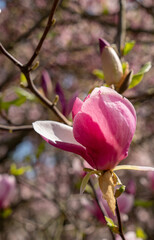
[
  {"x1": 116, "y1": 200, "x2": 126, "y2": 240},
  {"x1": 89, "y1": 179, "x2": 116, "y2": 240}
]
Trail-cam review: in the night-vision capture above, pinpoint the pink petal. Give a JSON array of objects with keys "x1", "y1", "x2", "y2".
[
  {"x1": 72, "y1": 97, "x2": 83, "y2": 120},
  {"x1": 99, "y1": 38, "x2": 110, "y2": 54},
  {"x1": 41, "y1": 70, "x2": 53, "y2": 98},
  {"x1": 73, "y1": 87, "x2": 136, "y2": 170},
  {"x1": 33, "y1": 121, "x2": 88, "y2": 160},
  {"x1": 67, "y1": 91, "x2": 79, "y2": 116},
  {"x1": 73, "y1": 112, "x2": 118, "y2": 170}
]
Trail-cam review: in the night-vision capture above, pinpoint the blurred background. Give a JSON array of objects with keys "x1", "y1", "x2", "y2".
[{"x1": 0, "y1": 0, "x2": 154, "y2": 239}]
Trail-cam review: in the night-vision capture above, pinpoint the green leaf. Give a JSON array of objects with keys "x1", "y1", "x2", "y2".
[
  {"x1": 92, "y1": 69, "x2": 104, "y2": 80},
  {"x1": 0, "y1": 96, "x2": 27, "y2": 111},
  {"x1": 80, "y1": 170, "x2": 96, "y2": 194},
  {"x1": 104, "y1": 216, "x2": 119, "y2": 234},
  {"x1": 137, "y1": 62, "x2": 152, "y2": 75},
  {"x1": 136, "y1": 227, "x2": 147, "y2": 240},
  {"x1": 104, "y1": 216, "x2": 115, "y2": 226},
  {"x1": 123, "y1": 41, "x2": 135, "y2": 56},
  {"x1": 15, "y1": 87, "x2": 36, "y2": 101},
  {"x1": 129, "y1": 62, "x2": 151, "y2": 89},
  {"x1": 1, "y1": 208, "x2": 12, "y2": 218},
  {"x1": 122, "y1": 62, "x2": 128, "y2": 74},
  {"x1": 10, "y1": 164, "x2": 31, "y2": 176},
  {"x1": 115, "y1": 185, "x2": 126, "y2": 198}
]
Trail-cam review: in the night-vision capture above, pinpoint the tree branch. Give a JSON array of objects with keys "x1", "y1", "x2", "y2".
[
  {"x1": 116, "y1": 201, "x2": 126, "y2": 240},
  {"x1": 116, "y1": 0, "x2": 126, "y2": 57},
  {"x1": 0, "y1": 124, "x2": 33, "y2": 132},
  {"x1": 89, "y1": 179, "x2": 115, "y2": 240},
  {"x1": 26, "y1": 0, "x2": 60, "y2": 68},
  {"x1": 135, "y1": 0, "x2": 154, "y2": 16},
  {"x1": 0, "y1": 0, "x2": 72, "y2": 126},
  {"x1": 0, "y1": 43, "x2": 23, "y2": 68},
  {"x1": 127, "y1": 90, "x2": 154, "y2": 103}
]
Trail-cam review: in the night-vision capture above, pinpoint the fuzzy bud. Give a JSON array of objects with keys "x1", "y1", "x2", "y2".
[{"x1": 99, "y1": 38, "x2": 123, "y2": 86}]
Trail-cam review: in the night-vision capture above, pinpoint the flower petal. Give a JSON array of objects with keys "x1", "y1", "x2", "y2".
[
  {"x1": 99, "y1": 38, "x2": 110, "y2": 54},
  {"x1": 33, "y1": 121, "x2": 88, "y2": 160},
  {"x1": 73, "y1": 112, "x2": 118, "y2": 170},
  {"x1": 73, "y1": 87, "x2": 136, "y2": 170},
  {"x1": 72, "y1": 97, "x2": 83, "y2": 120}
]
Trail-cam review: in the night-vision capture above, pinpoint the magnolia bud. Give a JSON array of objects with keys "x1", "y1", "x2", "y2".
[
  {"x1": 41, "y1": 70, "x2": 53, "y2": 98},
  {"x1": 99, "y1": 38, "x2": 123, "y2": 86}
]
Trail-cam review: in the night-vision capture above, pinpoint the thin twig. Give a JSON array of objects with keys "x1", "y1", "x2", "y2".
[
  {"x1": 6, "y1": 12, "x2": 50, "y2": 51},
  {"x1": 116, "y1": 0, "x2": 126, "y2": 57},
  {"x1": 135, "y1": 0, "x2": 154, "y2": 16},
  {"x1": 127, "y1": 91, "x2": 154, "y2": 103},
  {"x1": 0, "y1": 0, "x2": 72, "y2": 126},
  {"x1": 22, "y1": 71, "x2": 72, "y2": 126},
  {"x1": 0, "y1": 43, "x2": 23, "y2": 68},
  {"x1": 89, "y1": 179, "x2": 115, "y2": 240},
  {"x1": 0, "y1": 46, "x2": 71, "y2": 125},
  {"x1": 26, "y1": 0, "x2": 60, "y2": 67},
  {"x1": 116, "y1": 201, "x2": 126, "y2": 240},
  {"x1": 0, "y1": 124, "x2": 33, "y2": 132},
  {"x1": 115, "y1": 3, "x2": 126, "y2": 239}
]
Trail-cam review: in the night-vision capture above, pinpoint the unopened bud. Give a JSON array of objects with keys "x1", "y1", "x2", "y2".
[
  {"x1": 99, "y1": 38, "x2": 123, "y2": 86},
  {"x1": 41, "y1": 70, "x2": 53, "y2": 98},
  {"x1": 99, "y1": 38, "x2": 110, "y2": 53},
  {"x1": 31, "y1": 61, "x2": 39, "y2": 71},
  {"x1": 53, "y1": 95, "x2": 59, "y2": 105}
]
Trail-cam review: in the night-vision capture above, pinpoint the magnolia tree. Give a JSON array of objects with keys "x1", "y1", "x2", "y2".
[{"x1": 0, "y1": 0, "x2": 154, "y2": 240}]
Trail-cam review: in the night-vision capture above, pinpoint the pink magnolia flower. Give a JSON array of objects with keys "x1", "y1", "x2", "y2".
[
  {"x1": 33, "y1": 86, "x2": 136, "y2": 171},
  {"x1": 0, "y1": 174, "x2": 16, "y2": 209}
]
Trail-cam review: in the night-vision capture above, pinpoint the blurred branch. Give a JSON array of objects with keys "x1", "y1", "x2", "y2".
[
  {"x1": 116, "y1": 0, "x2": 126, "y2": 57},
  {"x1": 132, "y1": 133, "x2": 154, "y2": 148},
  {"x1": 0, "y1": 43, "x2": 23, "y2": 68},
  {"x1": 0, "y1": 132, "x2": 29, "y2": 162},
  {"x1": 0, "y1": 0, "x2": 72, "y2": 126},
  {"x1": 135, "y1": 0, "x2": 154, "y2": 16},
  {"x1": 6, "y1": 11, "x2": 50, "y2": 51},
  {"x1": 2, "y1": 3, "x2": 154, "y2": 54},
  {"x1": 0, "y1": 124, "x2": 33, "y2": 132},
  {"x1": 127, "y1": 90, "x2": 154, "y2": 103},
  {"x1": 26, "y1": 0, "x2": 60, "y2": 67},
  {"x1": 62, "y1": 6, "x2": 154, "y2": 35}
]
